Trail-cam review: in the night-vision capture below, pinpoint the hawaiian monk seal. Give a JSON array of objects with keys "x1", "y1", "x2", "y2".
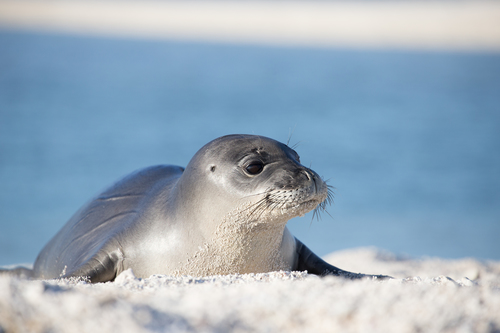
[{"x1": 28, "y1": 134, "x2": 388, "y2": 282}]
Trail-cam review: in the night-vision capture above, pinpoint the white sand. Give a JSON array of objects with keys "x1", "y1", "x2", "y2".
[
  {"x1": 0, "y1": 1, "x2": 500, "y2": 51},
  {"x1": 1, "y1": 248, "x2": 499, "y2": 333}
]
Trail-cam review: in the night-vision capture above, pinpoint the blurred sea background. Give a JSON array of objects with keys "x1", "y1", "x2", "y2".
[{"x1": 1, "y1": 1, "x2": 499, "y2": 266}]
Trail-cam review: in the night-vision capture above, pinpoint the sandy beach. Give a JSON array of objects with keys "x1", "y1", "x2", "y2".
[
  {"x1": 1, "y1": 248, "x2": 499, "y2": 332},
  {"x1": 0, "y1": 1, "x2": 500, "y2": 51}
]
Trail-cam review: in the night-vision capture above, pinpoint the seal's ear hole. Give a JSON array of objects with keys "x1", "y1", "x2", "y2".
[
  {"x1": 210, "y1": 165, "x2": 216, "y2": 172},
  {"x1": 245, "y1": 161, "x2": 264, "y2": 175}
]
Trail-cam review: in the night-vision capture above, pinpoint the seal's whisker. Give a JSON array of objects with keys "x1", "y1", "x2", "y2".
[
  {"x1": 268, "y1": 200, "x2": 283, "y2": 214},
  {"x1": 241, "y1": 190, "x2": 270, "y2": 199},
  {"x1": 309, "y1": 184, "x2": 334, "y2": 222},
  {"x1": 326, "y1": 185, "x2": 335, "y2": 204},
  {"x1": 247, "y1": 199, "x2": 266, "y2": 217},
  {"x1": 290, "y1": 141, "x2": 301, "y2": 150},
  {"x1": 246, "y1": 196, "x2": 271, "y2": 220},
  {"x1": 286, "y1": 128, "x2": 293, "y2": 147}
]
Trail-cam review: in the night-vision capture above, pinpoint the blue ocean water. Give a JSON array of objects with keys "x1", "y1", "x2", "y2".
[{"x1": 1, "y1": 30, "x2": 499, "y2": 266}]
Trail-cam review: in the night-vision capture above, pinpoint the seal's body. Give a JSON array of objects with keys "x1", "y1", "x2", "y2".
[{"x1": 30, "y1": 135, "x2": 387, "y2": 282}]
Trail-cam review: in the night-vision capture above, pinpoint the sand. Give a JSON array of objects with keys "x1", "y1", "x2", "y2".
[
  {"x1": 1, "y1": 247, "x2": 499, "y2": 333},
  {"x1": 0, "y1": 1, "x2": 500, "y2": 51}
]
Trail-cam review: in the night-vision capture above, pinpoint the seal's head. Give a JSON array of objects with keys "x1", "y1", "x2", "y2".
[
  {"x1": 167, "y1": 134, "x2": 333, "y2": 275},
  {"x1": 177, "y1": 134, "x2": 332, "y2": 225}
]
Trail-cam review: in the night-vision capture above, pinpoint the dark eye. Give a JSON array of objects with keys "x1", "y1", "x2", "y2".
[{"x1": 245, "y1": 162, "x2": 264, "y2": 175}]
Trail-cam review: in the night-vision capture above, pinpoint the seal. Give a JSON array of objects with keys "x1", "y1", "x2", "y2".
[{"x1": 27, "y1": 134, "x2": 388, "y2": 282}]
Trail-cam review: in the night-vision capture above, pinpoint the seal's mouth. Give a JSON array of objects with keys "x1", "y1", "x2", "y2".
[
  {"x1": 289, "y1": 199, "x2": 322, "y2": 218},
  {"x1": 247, "y1": 184, "x2": 333, "y2": 221}
]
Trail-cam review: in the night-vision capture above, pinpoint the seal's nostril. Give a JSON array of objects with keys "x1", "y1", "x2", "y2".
[{"x1": 302, "y1": 170, "x2": 312, "y2": 181}]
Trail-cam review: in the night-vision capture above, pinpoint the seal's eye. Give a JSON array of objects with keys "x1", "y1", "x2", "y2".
[{"x1": 245, "y1": 162, "x2": 264, "y2": 175}]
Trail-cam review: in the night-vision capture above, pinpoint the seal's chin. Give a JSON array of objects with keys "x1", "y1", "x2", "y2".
[
  {"x1": 286, "y1": 197, "x2": 327, "y2": 218},
  {"x1": 291, "y1": 199, "x2": 324, "y2": 217}
]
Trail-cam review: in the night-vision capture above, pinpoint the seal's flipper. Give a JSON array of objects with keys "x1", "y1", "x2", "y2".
[
  {"x1": 63, "y1": 247, "x2": 125, "y2": 283},
  {"x1": 294, "y1": 239, "x2": 391, "y2": 279}
]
